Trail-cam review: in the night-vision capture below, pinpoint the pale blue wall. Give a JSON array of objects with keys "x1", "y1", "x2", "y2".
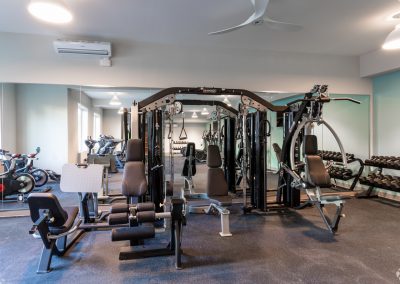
[
  {"x1": 370, "y1": 71, "x2": 400, "y2": 198},
  {"x1": 373, "y1": 71, "x2": 400, "y2": 156}
]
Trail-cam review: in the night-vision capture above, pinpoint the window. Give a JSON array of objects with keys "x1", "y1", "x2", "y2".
[
  {"x1": 77, "y1": 104, "x2": 88, "y2": 153},
  {"x1": 93, "y1": 113, "x2": 101, "y2": 139}
]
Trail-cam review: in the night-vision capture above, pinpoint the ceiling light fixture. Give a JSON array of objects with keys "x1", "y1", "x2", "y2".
[
  {"x1": 383, "y1": 24, "x2": 400, "y2": 50},
  {"x1": 28, "y1": 0, "x2": 73, "y2": 24},
  {"x1": 223, "y1": 96, "x2": 229, "y2": 103},
  {"x1": 192, "y1": 112, "x2": 198, "y2": 118},
  {"x1": 109, "y1": 95, "x2": 121, "y2": 106},
  {"x1": 201, "y1": 107, "x2": 209, "y2": 115},
  {"x1": 117, "y1": 107, "x2": 124, "y2": 115}
]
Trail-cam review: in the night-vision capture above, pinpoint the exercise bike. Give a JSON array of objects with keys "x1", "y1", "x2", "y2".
[
  {"x1": 0, "y1": 154, "x2": 35, "y2": 200},
  {"x1": 3, "y1": 147, "x2": 49, "y2": 187}
]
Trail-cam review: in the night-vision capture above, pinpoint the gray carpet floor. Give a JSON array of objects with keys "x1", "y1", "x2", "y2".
[{"x1": 0, "y1": 157, "x2": 400, "y2": 283}]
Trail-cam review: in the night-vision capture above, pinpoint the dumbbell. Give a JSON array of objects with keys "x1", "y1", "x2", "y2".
[
  {"x1": 373, "y1": 156, "x2": 386, "y2": 167},
  {"x1": 365, "y1": 156, "x2": 376, "y2": 165},
  {"x1": 342, "y1": 169, "x2": 353, "y2": 179},
  {"x1": 390, "y1": 180, "x2": 400, "y2": 191},
  {"x1": 358, "y1": 176, "x2": 367, "y2": 184},
  {"x1": 328, "y1": 152, "x2": 336, "y2": 159},
  {"x1": 365, "y1": 173, "x2": 379, "y2": 182},
  {"x1": 388, "y1": 158, "x2": 400, "y2": 169},
  {"x1": 380, "y1": 176, "x2": 393, "y2": 189},
  {"x1": 372, "y1": 176, "x2": 386, "y2": 187}
]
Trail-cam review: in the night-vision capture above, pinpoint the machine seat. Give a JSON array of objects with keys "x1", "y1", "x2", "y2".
[{"x1": 49, "y1": 207, "x2": 79, "y2": 235}]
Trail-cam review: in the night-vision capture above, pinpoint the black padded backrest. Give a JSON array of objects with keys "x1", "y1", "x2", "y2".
[
  {"x1": 126, "y1": 139, "x2": 144, "y2": 162},
  {"x1": 184, "y1": 143, "x2": 196, "y2": 157},
  {"x1": 122, "y1": 162, "x2": 148, "y2": 197},
  {"x1": 123, "y1": 139, "x2": 148, "y2": 197},
  {"x1": 207, "y1": 145, "x2": 222, "y2": 168},
  {"x1": 206, "y1": 144, "x2": 227, "y2": 196},
  {"x1": 28, "y1": 193, "x2": 68, "y2": 227},
  {"x1": 305, "y1": 156, "x2": 331, "y2": 187},
  {"x1": 304, "y1": 135, "x2": 318, "y2": 155},
  {"x1": 207, "y1": 168, "x2": 228, "y2": 196}
]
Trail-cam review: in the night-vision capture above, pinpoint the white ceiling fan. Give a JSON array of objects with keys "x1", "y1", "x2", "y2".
[{"x1": 209, "y1": 0, "x2": 302, "y2": 35}]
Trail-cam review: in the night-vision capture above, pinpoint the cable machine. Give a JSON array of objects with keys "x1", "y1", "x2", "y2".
[{"x1": 129, "y1": 87, "x2": 287, "y2": 214}]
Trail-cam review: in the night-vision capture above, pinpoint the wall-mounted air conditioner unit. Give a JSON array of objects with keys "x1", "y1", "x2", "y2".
[
  {"x1": 53, "y1": 40, "x2": 112, "y2": 66},
  {"x1": 54, "y1": 40, "x2": 111, "y2": 56}
]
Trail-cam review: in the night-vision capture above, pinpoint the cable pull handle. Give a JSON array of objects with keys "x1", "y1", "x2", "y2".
[
  {"x1": 168, "y1": 122, "x2": 172, "y2": 139},
  {"x1": 179, "y1": 113, "x2": 188, "y2": 140}
]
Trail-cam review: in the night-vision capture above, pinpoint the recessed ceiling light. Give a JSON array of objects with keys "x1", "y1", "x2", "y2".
[
  {"x1": 28, "y1": 0, "x2": 73, "y2": 24},
  {"x1": 192, "y1": 112, "x2": 198, "y2": 118}
]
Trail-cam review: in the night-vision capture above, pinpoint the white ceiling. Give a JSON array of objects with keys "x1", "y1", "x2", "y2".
[{"x1": 0, "y1": 0, "x2": 399, "y2": 56}]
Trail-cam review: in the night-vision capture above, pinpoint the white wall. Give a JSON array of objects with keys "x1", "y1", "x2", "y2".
[
  {"x1": 0, "y1": 83, "x2": 17, "y2": 152},
  {"x1": 102, "y1": 109, "x2": 121, "y2": 140},
  {"x1": 0, "y1": 32, "x2": 372, "y2": 95},
  {"x1": 16, "y1": 84, "x2": 68, "y2": 173}
]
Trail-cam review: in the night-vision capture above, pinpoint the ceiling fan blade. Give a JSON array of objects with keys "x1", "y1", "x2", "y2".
[
  {"x1": 263, "y1": 16, "x2": 302, "y2": 31},
  {"x1": 208, "y1": 10, "x2": 261, "y2": 35},
  {"x1": 253, "y1": 0, "x2": 270, "y2": 18}
]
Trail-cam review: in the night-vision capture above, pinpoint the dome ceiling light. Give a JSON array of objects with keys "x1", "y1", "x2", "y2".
[{"x1": 28, "y1": 0, "x2": 73, "y2": 24}]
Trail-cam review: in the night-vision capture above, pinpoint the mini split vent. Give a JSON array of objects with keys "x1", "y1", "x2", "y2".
[{"x1": 53, "y1": 40, "x2": 112, "y2": 66}]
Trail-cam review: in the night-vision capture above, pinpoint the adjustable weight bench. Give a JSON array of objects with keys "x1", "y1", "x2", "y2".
[{"x1": 28, "y1": 193, "x2": 84, "y2": 273}]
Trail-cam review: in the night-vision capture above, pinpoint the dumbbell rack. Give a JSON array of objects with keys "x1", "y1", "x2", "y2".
[
  {"x1": 318, "y1": 150, "x2": 364, "y2": 192},
  {"x1": 358, "y1": 156, "x2": 400, "y2": 199},
  {"x1": 172, "y1": 141, "x2": 187, "y2": 153}
]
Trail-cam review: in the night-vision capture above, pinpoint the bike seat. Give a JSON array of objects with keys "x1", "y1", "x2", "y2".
[
  {"x1": 28, "y1": 153, "x2": 37, "y2": 158},
  {"x1": 12, "y1": 154, "x2": 21, "y2": 158}
]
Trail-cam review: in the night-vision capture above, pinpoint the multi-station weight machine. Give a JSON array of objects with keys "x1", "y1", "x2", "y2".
[
  {"x1": 125, "y1": 86, "x2": 359, "y2": 234},
  {"x1": 127, "y1": 87, "x2": 286, "y2": 215}
]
